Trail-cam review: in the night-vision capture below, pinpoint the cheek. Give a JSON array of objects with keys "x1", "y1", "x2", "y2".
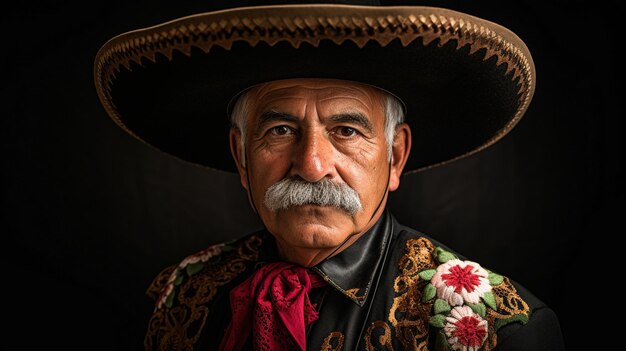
[
  {"x1": 249, "y1": 153, "x2": 291, "y2": 192},
  {"x1": 252, "y1": 138, "x2": 294, "y2": 165},
  {"x1": 338, "y1": 152, "x2": 388, "y2": 199}
]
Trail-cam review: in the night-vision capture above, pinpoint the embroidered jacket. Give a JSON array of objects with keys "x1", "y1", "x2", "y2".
[{"x1": 144, "y1": 211, "x2": 564, "y2": 350}]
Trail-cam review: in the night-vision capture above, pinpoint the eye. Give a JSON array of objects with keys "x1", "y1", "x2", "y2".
[
  {"x1": 335, "y1": 126, "x2": 358, "y2": 138},
  {"x1": 269, "y1": 125, "x2": 293, "y2": 136}
]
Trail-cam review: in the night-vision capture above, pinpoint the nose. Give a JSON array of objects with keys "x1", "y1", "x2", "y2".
[{"x1": 290, "y1": 129, "x2": 336, "y2": 182}]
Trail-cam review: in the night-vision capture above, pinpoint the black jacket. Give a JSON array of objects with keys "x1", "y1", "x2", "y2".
[{"x1": 144, "y1": 210, "x2": 564, "y2": 350}]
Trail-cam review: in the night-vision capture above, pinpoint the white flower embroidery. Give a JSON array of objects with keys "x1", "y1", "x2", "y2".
[
  {"x1": 155, "y1": 244, "x2": 225, "y2": 309},
  {"x1": 155, "y1": 279, "x2": 175, "y2": 310},
  {"x1": 178, "y1": 244, "x2": 224, "y2": 269},
  {"x1": 431, "y1": 259, "x2": 491, "y2": 306},
  {"x1": 444, "y1": 305, "x2": 488, "y2": 351}
]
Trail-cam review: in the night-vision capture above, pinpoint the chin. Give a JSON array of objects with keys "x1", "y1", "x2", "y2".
[
  {"x1": 271, "y1": 206, "x2": 355, "y2": 248},
  {"x1": 292, "y1": 224, "x2": 351, "y2": 248}
]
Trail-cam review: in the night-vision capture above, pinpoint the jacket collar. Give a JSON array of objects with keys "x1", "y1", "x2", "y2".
[{"x1": 311, "y1": 210, "x2": 392, "y2": 306}]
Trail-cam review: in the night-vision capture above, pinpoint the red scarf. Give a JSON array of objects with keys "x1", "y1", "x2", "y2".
[{"x1": 218, "y1": 262, "x2": 327, "y2": 351}]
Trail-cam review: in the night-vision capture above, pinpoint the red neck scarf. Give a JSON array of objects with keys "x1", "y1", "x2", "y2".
[{"x1": 218, "y1": 262, "x2": 327, "y2": 351}]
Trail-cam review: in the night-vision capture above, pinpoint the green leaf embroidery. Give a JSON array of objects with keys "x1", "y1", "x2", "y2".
[
  {"x1": 165, "y1": 290, "x2": 175, "y2": 308},
  {"x1": 435, "y1": 330, "x2": 452, "y2": 351},
  {"x1": 467, "y1": 302, "x2": 487, "y2": 318},
  {"x1": 488, "y1": 272, "x2": 504, "y2": 286},
  {"x1": 494, "y1": 313, "x2": 530, "y2": 330},
  {"x1": 173, "y1": 272, "x2": 183, "y2": 286},
  {"x1": 434, "y1": 298, "x2": 451, "y2": 314},
  {"x1": 483, "y1": 291, "x2": 497, "y2": 310},
  {"x1": 418, "y1": 269, "x2": 437, "y2": 281},
  {"x1": 438, "y1": 251, "x2": 456, "y2": 263},
  {"x1": 422, "y1": 283, "x2": 436, "y2": 302},
  {"x1": 429, "y1": 314, "x2": 447, "y2": 328},
  {"x1": 186, "y1": 262, "x2": 205, "y2": 276}
]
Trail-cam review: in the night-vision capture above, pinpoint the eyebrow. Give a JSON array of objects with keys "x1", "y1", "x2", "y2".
[
  {"x1": 256, "y1": 110, "x2": 374, "y2": 134},
  {"x1": 329, "y1": 112, "x2": 374, "y2": 134},
  {"x1": 257, "y1": 110, "x2": 299, "y2": 126}
]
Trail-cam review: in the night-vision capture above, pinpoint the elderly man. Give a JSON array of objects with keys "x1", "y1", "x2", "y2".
[
  {"x1": 227, "y1": 78, "x2": 410, "y2": 268},
  {"x1": 94, "y1": 1, "x2": 564, "y2": 350}
]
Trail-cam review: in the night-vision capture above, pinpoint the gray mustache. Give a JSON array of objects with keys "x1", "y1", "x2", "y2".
[{"x1": 264, "y1": 178, "x2": 362, "y2": 216}]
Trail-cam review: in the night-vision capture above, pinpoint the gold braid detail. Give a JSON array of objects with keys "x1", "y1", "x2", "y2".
[
  {"x1": 320, "y1": 331, "x2": 345, "y2": 351},
  {"x1": 143, "y1": 234, "x2": 262, "y2": 350},
  {"x1": 365, "y1": 321, "x2": 395, "y2": 351},
  {"x1": 387, "y1": 238, "x2": 437, "y2": 350},
  {"x1": 361, "y1": 238, "x2": 436, "y2": 350},
  {"x1": 482, "y1": 277, "x2": 531, "y2": 350}
]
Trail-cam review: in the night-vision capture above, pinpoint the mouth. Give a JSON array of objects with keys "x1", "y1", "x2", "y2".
[{"x1": 279, "y1": 203, "x2": 355, "y2": 217}]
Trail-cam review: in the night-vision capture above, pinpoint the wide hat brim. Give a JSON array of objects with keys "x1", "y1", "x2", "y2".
[{"x1": 94, "y1": 4, "x2": 535, "y2": 174}]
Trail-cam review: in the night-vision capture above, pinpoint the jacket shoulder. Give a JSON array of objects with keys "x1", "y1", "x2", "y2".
[
  {"x1": 391, "y1": 228, "x2": 537, "y2": 351},
  {"x1": 494, "y1": 281, "x2": 565, "y2": 350},
  {"x1": 143, "y1": 232, "x2": 264, "y2": 349},
  {"x1": 145, "y1": 232, "x2": 263, "y2": 310}
]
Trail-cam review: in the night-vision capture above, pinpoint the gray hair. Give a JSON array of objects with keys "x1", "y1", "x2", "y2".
[{"x1": 230, "y1": 88, "x2": 405, "y2": 166}]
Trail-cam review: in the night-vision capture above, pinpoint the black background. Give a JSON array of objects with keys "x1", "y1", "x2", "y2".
[{"x1": 3, "y1": 0, "x2": 620, "y2": 349}]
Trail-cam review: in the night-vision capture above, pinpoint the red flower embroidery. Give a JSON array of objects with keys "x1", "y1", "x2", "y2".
[
  {"x1": 442, "y1": 264, "x2": 481, "y2": 293},
  {"x1": 444, "y1": 306, "x2": 488, "y2": 351},
  {"x1": 431, "y1": 259, "x2": 491, "y2": 306}
]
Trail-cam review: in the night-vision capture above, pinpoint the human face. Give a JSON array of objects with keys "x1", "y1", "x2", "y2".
[{"x1": 230, "y1": 78, "x2": 410, "y2": 264}]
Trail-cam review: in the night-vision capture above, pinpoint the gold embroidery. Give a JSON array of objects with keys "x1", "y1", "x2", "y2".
[
  {"x1": 388, "y1": 238, "x2": 437, "y2": 350},
  {"x1": 146, "y1": 265, "x2": 176, "y2": 301},
  {"x1": 482, "y1": 277, "x2": 531, "y2": 350},
  {"x1": 365, "y1": 321, "x2": 395, "y2": 351},
  {"x1": 144, "y1": 234, "x2": 262, "y2": 350},
  {"x1": 320, "y1": 331, "x2": 345, "y2": 351},
  {"x1": 364, "y1": 236, "x2": 531, "y2": 351},
  {"x1": 344, "y1": 288, "x2": 360, "y2": 300},
  {"x1": 491, "y1": 277, "x2": 531, "y2": 319}
]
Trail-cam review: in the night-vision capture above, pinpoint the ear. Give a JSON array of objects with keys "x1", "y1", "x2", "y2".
[
  {"x1": 229, "y1": 128, "x2": 248, "y2": 190},
  {"x1": 388, "y1": 123, "x2": 411, "y2": 192}
]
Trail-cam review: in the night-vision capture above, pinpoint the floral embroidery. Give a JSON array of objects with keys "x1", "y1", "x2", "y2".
[
  {"x1": 419, "y1": 246, "x2": 510, "y2": 350},
  {"x1": 144, "y1": 234, "x2": 263, "y2": 350},
  {"x1": 155, "y1": 242, "x2": 230, "y2": 309},
  {"x1": 431, "y1": 259, "x2": 492, "y2": 306},
  {"x1": 444, "y1": 306, "x2": 488, "y2": 351},
  {"x1": 178, "y1": 244, "x2": 224, "y2": 268}
]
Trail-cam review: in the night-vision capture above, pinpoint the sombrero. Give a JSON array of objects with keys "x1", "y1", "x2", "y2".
[{"x1": 94, "y1": 0, "x2": 535, "y2": 174}]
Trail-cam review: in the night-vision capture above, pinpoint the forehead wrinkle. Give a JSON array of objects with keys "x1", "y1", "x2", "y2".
[
  {"x1": 319, "y1": 82, "x2": 383, "y2": 101},
  {"x1": 317, "y1": 86, "x2": 376, "y2": 101},
  {"x1": 249, "y1": 91, "x2": 307, "y2": 124},
  {"x1": 253, "y1": 84, "x2": 307, "y2": 102},
  {"x1": 253, "y1": 81, "x2": 378, "y2": 103},
  {"x1": 246, "y1": 80, "x2": 385, "y2": 125}
]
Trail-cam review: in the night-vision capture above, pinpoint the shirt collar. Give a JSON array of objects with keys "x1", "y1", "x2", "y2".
[{"x1": 311, "y1": 210, "x2": 392, "y2": 306}]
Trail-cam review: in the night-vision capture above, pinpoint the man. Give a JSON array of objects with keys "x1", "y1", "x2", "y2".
[{"x1": 94, "y1": 1, "x2": 564, "y2": 350}]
